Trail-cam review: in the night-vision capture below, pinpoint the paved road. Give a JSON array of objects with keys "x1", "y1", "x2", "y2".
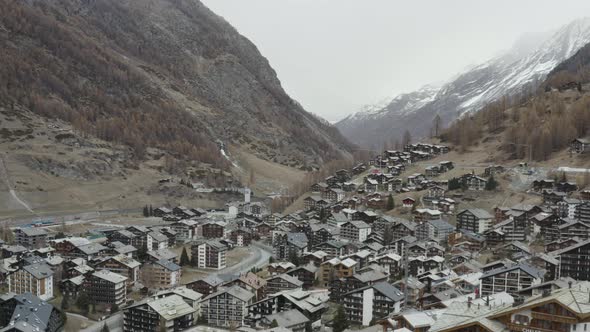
[
  {"x1": 185, "y1": 242, "x2": 272, "y2": 277},
  {"x1": 2, "y1": 208, "x2": 142, "y2": 227},
  {"x1": 224, "y1": 242, "x2": 272, "y2": 274},
  {"x1": 79, "y1": 313, "x2": 122, "y2": 332}
]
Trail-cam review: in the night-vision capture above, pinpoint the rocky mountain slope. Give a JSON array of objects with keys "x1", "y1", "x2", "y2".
[
  {"x1": 0, "y1": 0, "x2": 355, "y2": 217},
  {"x1": 337, "y1": 18, "x2": 590, "y2": 148},
  {"x1": 0, "y1": 0, "x2": 352, "y2": 171}
]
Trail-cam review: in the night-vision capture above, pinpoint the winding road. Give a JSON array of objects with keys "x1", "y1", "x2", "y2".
[
  {"x1": 224, "y1": 242, "x2": 272, "y2": 274},
  {"x1": 184, "y1": 241, "x2": 272, "y2": 277}
]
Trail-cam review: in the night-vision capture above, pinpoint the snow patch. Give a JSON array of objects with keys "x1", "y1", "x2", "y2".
[
  {"x1": 221, "y1": 148, "x2": 240, "y2": 169},
  {"x1": 557, "y1": 167, "x2": 590, "y2": 173}
]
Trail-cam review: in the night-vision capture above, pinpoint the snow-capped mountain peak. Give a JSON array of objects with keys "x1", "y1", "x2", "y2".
[
  {"x1": 336, "y1": 17, "x2": 590, "y2": 147},
  {"x1": 339, "y1": 84, "x2": 441, "y2": 126}
]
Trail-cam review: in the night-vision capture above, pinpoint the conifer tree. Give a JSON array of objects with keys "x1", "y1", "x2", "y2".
[
  {"x1": 180, "y1": 247, "x2": 190, "y2": 266},
  {"x1": 333, "y1": 305, "x2": 349, "y2": 332}
]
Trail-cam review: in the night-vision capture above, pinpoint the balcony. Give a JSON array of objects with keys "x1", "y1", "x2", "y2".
[
  {"x1": 531, "y1": 311, "x2": 577, "y2": 324},
  {"x1": 506, "y1": 322, "x2": 555, "y2": 332}
]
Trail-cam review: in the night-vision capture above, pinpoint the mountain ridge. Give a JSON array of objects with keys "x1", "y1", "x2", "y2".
[
  {"x1": 0, "y1": 0, "x2": 353, "y2": 172},
  {"x1": 337, "y1": 17, "x2": 590, "y2": 148}
]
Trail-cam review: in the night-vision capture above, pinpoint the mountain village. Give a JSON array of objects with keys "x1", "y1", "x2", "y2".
[
  {"x1": 5, "y1": 2, "x2": 590, "y2": 332},
  {"x1": 4, "y1": 137, "x2": 590, "y2": 332}
]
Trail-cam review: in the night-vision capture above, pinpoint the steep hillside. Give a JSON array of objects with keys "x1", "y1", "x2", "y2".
[
  {"x1": 337, "y1": 18, "x2": 590, "y2": 148},
  {"x1": 0, "y1": 0, "x2": 352, "y2": 171},
  {"x1": 442, "y1": 41, "x2": 590, "y2": 163}
]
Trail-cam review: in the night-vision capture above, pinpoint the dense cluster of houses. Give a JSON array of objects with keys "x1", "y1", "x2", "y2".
[
  {"x1": 6, "y1": 140, "x2": 590, "y2": 332},
  {"x1": 251, "y1": 143, "x2": 590, "y2": 332},
  {"x1": 363, "y1": 144, "x2": 452, "y2": 194},
  {"x1": 0, "y1": 191, "x2": 282, "y2": 332}
]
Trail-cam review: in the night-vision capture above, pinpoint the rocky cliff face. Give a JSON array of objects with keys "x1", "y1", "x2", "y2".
[
  {"x1": 337, "y1": 18, "x2": 590, "y2": 148},
  {"x1": 0, "y1": 0, "x2": 352, "y2": 170}
]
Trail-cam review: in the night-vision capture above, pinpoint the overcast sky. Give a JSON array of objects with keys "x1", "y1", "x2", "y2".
[{"x1": 202, "y1": 1, "x2": 590, "y2": 122}]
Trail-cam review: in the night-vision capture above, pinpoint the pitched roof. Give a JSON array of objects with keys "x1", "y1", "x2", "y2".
[
  {"x1": 92, "y1": 269, "x2": 127, "y2": 284},
  {"x1": 23, "y1": 263, "x2": 53, "y2": 279},
  {"x1": 239, "y1": 272, "x2": 267, "y2": 289},
  {"x1": 554, "y1": 239, "x2": 590, "y2": 255},
  {"x1": 153, "y1": 259, "x2": 181, "y2": 272},
  {"x1": 108, "y1": 254, "x2": 141, "y2": 269},
  {"x1": 204, "y1": 285, "x2": 254, "y2": 302},
  {"x1": 264, "y1": 309, "x2": 309, "y2": 328},
  {"x1": 114, "y1": 244, "x2": 137, "y2": 254},
  {"x1": 148, "y1": 248, "x2": 177, "y2": 261},
  {"x1": 490, "y1": 281, "x2": 590, "y2": 318},
  {"x1": 148, "y1": 231, "x2": 169, "y2": 242},
  {"x1": 428, "y1": 300, "x2": 511, "y2": 332},
  {"x1": 5, "y1": 293, "x2": 58, "y2": 332},
  {"x1": 77, "y1": 243, "x2": 107, "y2": 255},
  {"x1": 353, "y1": 270, "x2": 388, "y2": 283},
  {"x1": 199, "y1": 275, "x2": 225, "y2": 287},
  {"x1": 20, "y1": 228, "x2": 48, "y2": 237},
  {"x1": 344, "y1": 220, "x2": 370, "y2": 229},
  {"x1": 461, "y1": 208, "x2": 493, "y2": 219},
  {"x1": 147, "y1": 294, "x2": 196, "y2": 320},
  {"x1": 346, "y1": 282, "x2": 404, "y2": 302},
  {"x1": 429, "y1": 219, "x2": 455, "y2": 230},
  {"x1": 268, "y1": 274, "x2": 304, "y2": 287},
  {"x1": 63, "y1": 275, "x2": 85, "y2": 286},
  {"x1": 481, "y1": 263, "x2": 544, "y2": 280}
]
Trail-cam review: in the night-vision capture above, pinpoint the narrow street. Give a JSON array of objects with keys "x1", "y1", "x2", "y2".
[{"x1": 79, "y1": 313, "x2": 122, "y2": 332}]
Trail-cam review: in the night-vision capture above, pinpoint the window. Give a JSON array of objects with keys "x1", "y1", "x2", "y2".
[{"x1": 513, "y1": 314, "x2": 529, "y2": 325}]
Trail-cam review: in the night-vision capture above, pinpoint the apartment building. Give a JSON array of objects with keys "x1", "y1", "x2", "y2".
[
  {"x1": 201, "y1": 286, "x2": 255, "y2": 328},
  {"x1": 342, "y1": 282, "x2": 404, "y2": 326},
  {"x1": 123, "y1": 294, "x2": 195, "y2": 332},
  {"x1": 480, "y1": 263, "x2": 543, "y2": 297},
  {"x1": 202, "y1": 222, "x2": 225, "y2": 239},
  {"x1": 14, "y1": 228, "x2": 49, "y2": 249},
  {"x1": 229, "y1": 228, "x2": 253, "y2": 247},
  {"x1": 141, "y1": 259, "x2": 181, "y2": 289},
  {"x1": 191, "y1": 240, "x2": 227, "y2": 269},
  {"x1": 94, "y1": 255, "x2": 141, "y2": 287},
  {"x1": 265, "y1": 274, "x2": 303, "y2": 295},
  {"x1": 555, "y1": 239, "x2": 590, "y2": 281},
  {"x1": 456, "y1": 208, "x2": 493, "y2": 234},
  {"x1": 340, "y1": 221, "x2": 372, "y2": 242},
  {"x1": 319, "y1": 258, "x2": 357, "y2": 287},
  {"x1": 187, "y1": 276, "x2": 225, "y2": 298},
  {"x1": 574, "y1": 201, "x2": 590, "y2": 223},
  {"x1": 247, "y1": 288, "x2": 330, "y2": 328},
  {"x1": 415, "y1": 219, "x2": 454, "y2": 243},
  {"x1": 85, "y1": 270, "x2": 127, "y2": 306},
  {"x1": 8, "y1": 262, "x2": 54, "y2": 301}
]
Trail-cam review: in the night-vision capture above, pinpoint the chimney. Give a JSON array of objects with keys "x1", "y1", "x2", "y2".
[
  {"x1": 569, "y1": 281, "x2": 573, "y2": 289},
  {"x1": 486, "y1": 295, "x2": 490, "y2": 306},
  {"x1": 467, "y1": 296, "x2": 472, "y2": 309}
]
